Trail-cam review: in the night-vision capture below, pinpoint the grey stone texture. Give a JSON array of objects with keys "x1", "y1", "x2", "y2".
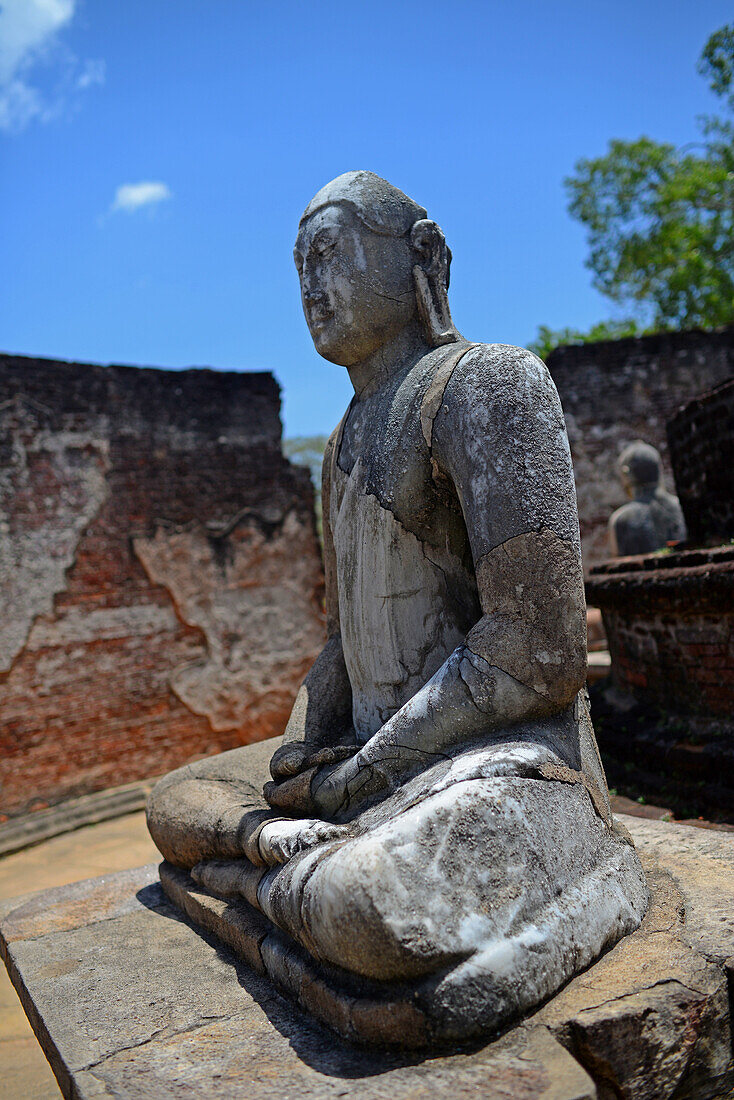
[
  {"x1": 148, "y1": 172, "x2": 647, "y2": 1044},
  {"x1": 608, "y1": 441, "x2": 686, "y2": 557},
  {"x1": 2, "y1": 813, "x2": 733, "y2": 1099},
  {"x1": 150, "y1": 738, "x2": 645, "y2": 1045}
]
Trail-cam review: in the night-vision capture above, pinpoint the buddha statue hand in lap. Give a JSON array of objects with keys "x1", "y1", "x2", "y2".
[{"x1": 147, "y1": 171, "x2": 647, "y2": 1046}]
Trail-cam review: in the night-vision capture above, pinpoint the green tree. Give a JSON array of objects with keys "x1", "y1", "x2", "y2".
[{"x1": 564, "y1": 24, "x2": 734, "y2": 331}]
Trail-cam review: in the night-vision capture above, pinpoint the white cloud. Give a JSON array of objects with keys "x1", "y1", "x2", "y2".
[
  {"x1": 111, "y1": 181, "x2": 173, "y2": 214},
  {"x1": 0, "y1": 0, "x2": 104, "y2": 133},
  {"x1": 0, "y1": 77, "x2": 42, "y2": 131},
  {"x1": 76, "y1": 57, "x2": 105, "y2": 91},
  {"x1": 0, "y1": 0, "x2": 73, "y2": 83}
]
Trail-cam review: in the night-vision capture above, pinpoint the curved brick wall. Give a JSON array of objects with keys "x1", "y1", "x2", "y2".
[
  {"x1": 667, "y1": 377, "x2": 734, "y2": 544},
  {"x1": 0, "y1": 354, "x2": 325, "y2": 817},
  {"x1": 586, "y1": 546, "x2": 734, "y2": 719}
]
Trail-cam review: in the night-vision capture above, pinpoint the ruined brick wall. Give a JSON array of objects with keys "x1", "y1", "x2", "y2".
[
  {"x1": 547, "y1": 327, "x2": 734, "y2": 569},
  {"x1": 0, "y1": 354, "x2": 325, "y2": 817},
  {"x1": 667, "y1": 377, "x2": 734, "y2": 544}
]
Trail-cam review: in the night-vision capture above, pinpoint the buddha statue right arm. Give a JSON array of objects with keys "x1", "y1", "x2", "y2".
[{"x1": 269, "y1": 428, "x2": 354, "y2": 782}]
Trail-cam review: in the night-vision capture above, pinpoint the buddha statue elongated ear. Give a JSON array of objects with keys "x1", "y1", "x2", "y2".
[{"x1": 410, "y1": 219, "x2": 460, "y2": 346}]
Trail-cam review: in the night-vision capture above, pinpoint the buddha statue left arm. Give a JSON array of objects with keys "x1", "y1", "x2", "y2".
[{"x1": 267, "y1": 345, "x2": 588, "y2": 821}]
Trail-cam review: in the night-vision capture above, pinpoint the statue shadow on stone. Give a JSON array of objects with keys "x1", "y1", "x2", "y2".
[
  {"x1": 134, "y1": 875, "x2": 432, "y2": 1075},
  {"x1": 609, "y1": 440, "x2": 687, "y2": 557},
  {"x1": 147, "y1": 171, "x2": 648, "y2": 1047}
]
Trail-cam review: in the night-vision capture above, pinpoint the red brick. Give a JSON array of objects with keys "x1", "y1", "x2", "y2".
[{"x1": 0, "y1": 355, "x2": 325, "y2": 817}]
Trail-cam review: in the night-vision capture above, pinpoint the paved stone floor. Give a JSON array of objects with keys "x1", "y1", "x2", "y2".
[
  {"x1": 1, "y1": 796, "x2": 731, "y2": 1099},
  {"x1": 0, "y1": 811, "x2": 159, "y2": 1099}
]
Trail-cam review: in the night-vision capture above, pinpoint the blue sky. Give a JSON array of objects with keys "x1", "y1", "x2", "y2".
[{"x1": 1, "y1": 0, "x2": 731, "y2": 436}]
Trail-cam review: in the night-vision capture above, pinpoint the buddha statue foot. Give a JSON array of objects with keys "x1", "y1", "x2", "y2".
[{"x1": 149, "y1": 739, "x2": 648, "y2": 1047}]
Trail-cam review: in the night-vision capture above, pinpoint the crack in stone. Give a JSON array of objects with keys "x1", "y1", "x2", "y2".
[
  {"x1": 570, "y1": 975, "x2": 711, "y2": 1019},
  {"x1": 78, "y1": 1007, "x2": 259, "y2": 1073},
  {"x1": 474, "y1": 522, "x2": 574, "y2": 567},
  {"x1": 372, "y1": 290, "x2": 412, "y2": 305},
  {"x1": 460, "y1": 644, "x2": 549, "y2": 704},
  {"x1": 420, "y1": 343, "x2": 478, "y2": 451}
]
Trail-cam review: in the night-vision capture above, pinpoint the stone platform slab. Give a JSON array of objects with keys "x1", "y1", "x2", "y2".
[{"x1": 1, "y1": 818, "x2": 733, "y2": 1100}]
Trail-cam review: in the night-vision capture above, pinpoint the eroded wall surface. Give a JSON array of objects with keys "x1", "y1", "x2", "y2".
[
  {"x1": 667, "y1": 377, "x2": 734, "y2": 544},
  {"x1": 547, "y1": 326, "x2": 734, "y2": 569},
  {"x1": 0, "y1": 355, "x2": 325, "y2": 816}
]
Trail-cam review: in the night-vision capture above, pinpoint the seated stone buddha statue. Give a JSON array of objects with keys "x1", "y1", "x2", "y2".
[
  {"x1": 609, "y1": 439, "x2": 687, "y2": 557},
  {"x1": 148, "y1": 171, "x2": 647, "y2": 1046}
]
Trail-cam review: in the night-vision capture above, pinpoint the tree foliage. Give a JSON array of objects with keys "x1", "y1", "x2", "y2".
[
  {"x1": 563, "y1": 25, "x2": 734, "y2": 331},
  {"x1": 528, "y1": 319, "x2": 644, "y2": 362},
  {"x1": 283, "y1": 435, "x2": 328, "y2": 540}
]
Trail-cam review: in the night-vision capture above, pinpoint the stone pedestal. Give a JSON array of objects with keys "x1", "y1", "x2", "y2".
[
  {"x1": 2, "y1": 812, "x2": 733, "y2": 1099},
  {"x1": 586, "y1": 545, "x2": 734, "y2": 720},
  {"x1": 586, "y1": 545, "x2": 734, "y2": 815}
]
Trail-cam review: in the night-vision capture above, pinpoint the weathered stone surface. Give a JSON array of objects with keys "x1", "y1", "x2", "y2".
[
  {"x1": 667, "y1": 376, "x2": 734, "y2": 544},
  {"x1": 133, "y1": 513, "x2": 323, "y2": 734},
  {"x1": 0, "y1": 865, "x2": 596, "y2": 1099},
  {"x1": 0, "y1": 810, "x2": 162, "y2": 1100},
  {"x1": 0, "y1": 400, "x2": 110, "y2": 673},
  {"x1": 0, "y1": 354, "x2": 325, "y2": 817},
  {"x1": 146, "y1": 736, "x2": 276, "y2": 868},
  {"x1": 150, "y1": 733, "x2": 646, "y2": 1045},
  {"x1": 0, "y1": 864, "x2": 160, "y2": 943},
  {"x1": 469, "y1": 528, "x2": 587, "y2": 702},
  {"x1": 149, "y1": 171, "x2": 646, "y2": 1045},
  {"x1": 623, "y1": 815, "x2": 734, "y2": 965},
  {"x1": 2, "y1": 816, "x2": 732, "y2": 1098},
  {"x1": 66, "y1": 1012, "x2": 598, "y2": 1100},
  {"x1": 1, "y1": 871, "x2": 265, "y2": 1098},
  {"x1": 532, "y1": 816, "x2": 734, "y2": 1100}
]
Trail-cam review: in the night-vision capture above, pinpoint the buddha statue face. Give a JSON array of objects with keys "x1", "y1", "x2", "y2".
[
  {"x1": 619, "y1": 440, "x2": 662, "y2": 499},
  {"x1": 293, "y1": 202, "x2": 417, "y2": 367}
]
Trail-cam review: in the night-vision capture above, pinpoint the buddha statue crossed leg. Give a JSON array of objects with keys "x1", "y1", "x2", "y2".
[{"x1": 147, "y1": 172, "x2": 647, "y2": 1045}]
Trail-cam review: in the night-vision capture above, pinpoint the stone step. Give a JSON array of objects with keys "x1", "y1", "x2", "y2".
[{"x1": 0, "y1": 779, "x2": 159, "y2": 858}]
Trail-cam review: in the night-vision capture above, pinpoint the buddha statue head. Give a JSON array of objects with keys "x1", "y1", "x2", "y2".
[
  {"x1": 618, "y1": 440, "x2": 663, "y2": 500},
  {"x1": 293, "y1": 171, "x2": 459, "y2": 367}
]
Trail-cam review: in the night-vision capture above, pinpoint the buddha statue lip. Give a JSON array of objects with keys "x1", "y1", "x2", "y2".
[
  {"x1": 305, "y1": 302, "x2": 332, "y2": 328},
  {"x1": 147, "y1": 169, "x2": 648, "y2": 1046}
]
